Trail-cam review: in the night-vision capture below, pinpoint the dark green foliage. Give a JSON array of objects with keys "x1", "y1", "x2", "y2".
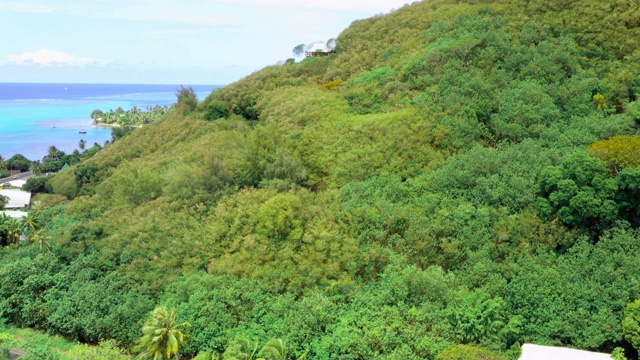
[
  {"x1": 91, "y1": 109, "x2": 105, "y2": 121},
  {"x1": 448, "y1": 289, "x2": 521, "y2": 346},
  {"x1": 205, "y1": 101, "x2": 231, "y2": 121},
  {"x1": 0, "y1": 214, "x2": 22, "y2": 246},
  {"x1": 23, "y1": 176, "x2": 51, "y2": 194},
  {"x1": 111, "y1": 126, "x2": 135, "y2": 142},
  {"x1": 537, "y1": 151, "x2": 640, "y2": 230},
  {"x1": 176, "y1": 86, "x2": 198, "y2": 112},
  {"x1": 6, "y1": 154, "x2": 32, "y2": 171},
  {"x1": 74, "y1": 163, "x2": 101, "y2": 192}
]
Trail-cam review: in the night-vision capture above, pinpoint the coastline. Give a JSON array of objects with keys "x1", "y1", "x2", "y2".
[{"x1": 91, "y1": 121, "x2": 143, "y2": 129}]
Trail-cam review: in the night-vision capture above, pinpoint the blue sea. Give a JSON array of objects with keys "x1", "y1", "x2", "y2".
[{"x1": 0, "y1": 83, "x2": 221, "y2": 161}]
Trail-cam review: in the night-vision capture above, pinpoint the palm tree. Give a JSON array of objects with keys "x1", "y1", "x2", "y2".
[
  {"x1": 0, "y1": 154, "x2": 6, "y2": 170},
  {"x1": 136, "y1": 307, "x2": 191, "y2": 360},
  {"x1": 259, "y1": 339, "x2": 287, "y2": 360},
  {"x1": 29, "y1": 161, "x2": 42, "y2": 174},
  {"x1": 193, "y1": 351, "x2": 221, "y2": 360},
  {"x1": 223, "y1": 337, "x2": 259, "y2": 360},
  {"x1": 22, "y1": 211, "x2": 50, "y2": 250},
  {"x1": 292, "y1": 44, "x2": 305, "y2": 58},
  {"x1": 0, "y1": 217, "x2": 23, "y2": 245}
]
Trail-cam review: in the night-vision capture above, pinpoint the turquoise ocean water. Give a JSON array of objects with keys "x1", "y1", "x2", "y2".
[{"x1": 0, "y1": 83, "x2": 220, "y2": 160}]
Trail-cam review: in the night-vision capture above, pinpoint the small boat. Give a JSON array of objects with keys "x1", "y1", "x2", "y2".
[{"x1": 79, "y1": 130, "x2": 87, "y2": 134}]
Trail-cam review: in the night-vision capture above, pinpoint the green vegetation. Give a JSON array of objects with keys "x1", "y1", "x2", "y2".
[
  {"x1": 3, "y1": 0, "x2": 640, "y2": 359},
  {"x1": 91, "y1": 105, "x2": 169, "y2": 127},
  {"x1": 135, "y1": 307, "x2": 190, "y2": 360}
]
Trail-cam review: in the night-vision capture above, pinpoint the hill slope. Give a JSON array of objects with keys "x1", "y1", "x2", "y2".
[{"x1": 3, "y1": 0, "x2": 640, "y2": 358}]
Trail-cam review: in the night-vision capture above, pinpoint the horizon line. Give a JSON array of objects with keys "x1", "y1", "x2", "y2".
[{"x1": 0, "y1": 82, "x2": 227, "y2": 86}]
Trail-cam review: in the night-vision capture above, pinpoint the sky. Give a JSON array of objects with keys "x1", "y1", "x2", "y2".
[{"x1": 0, "y1": 0, "x2": 411, "y2": 85}]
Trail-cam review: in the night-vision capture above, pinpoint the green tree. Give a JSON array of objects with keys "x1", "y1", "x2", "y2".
[
  {"x1": 91, "y1": 109, "x2": 105, "y2": 122},
  {"x1": 176, "y1": 86, "x2": 198, "y2": 112},
  {"x1": 74, "y1": 163, "x2": 101, "y2": 191},
  {"x1": 79, "y1": 139, "x2": 87, "y2": 151},
  {"x1": 22, "y1": 210, "x2": 50, "y2": 250},
  {"x1": 205, "y1": 101, "x2": 231, "y2": 121},
  {"x1": 7, "y1": 154, "x2": 32, "y2": 172},
  {"x1": 260, "y1": 339, "x2": 301, "y2": 360},
  {"x1": 23, "y1": 176, "x2": 50, "y2": 194},
  {"x1": 293, "y1": 44, "x2": 305, "y2": 58},
  {"x1": 29, "y1": 161, "x2": 42, "y2": 174},
  {"x1": 135, "y1": 307, "x2": 191, "y2": 360},
  {"x1": 223, "y1": 337, "x2": 259, "y2": 360},
  {"x1": 588, "y1": 135, "x2": 640, "y2": 174},
  {"x1": 449, "y1": 289, "x2": 521, "y2": 346},
  {"x1": 0, "y1": 215, "x2": 23, "y2": 246},
  {"x1": 537, "y1": 151, "x2": 620, "y2": 230},
  {"x1": 112, "y1": 126, "x2": 135, "y2": 142},
  {"x1": 622, "y1": 299, "x2": 640, "y2": 351},
  {"x1": 44, "y1": 146, "x2": 65, "y2": 163}
]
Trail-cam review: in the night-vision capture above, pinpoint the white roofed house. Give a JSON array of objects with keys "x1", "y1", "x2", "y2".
[
  {"x1": 519, "y1": 344, "x2": 612, "y2": 360},
  {"x1": 0, "y1": 189, "x2": 31, "y2": 211},
  {"x1": 305, "y1": 41, "x2": 333, "y2": 58}
]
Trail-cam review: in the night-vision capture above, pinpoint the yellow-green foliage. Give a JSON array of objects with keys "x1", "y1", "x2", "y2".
[
  {"x1": 200, "y1": 188, "x2": 357, "y2": 292},
  {"x1": 436, "y1": 344, "x2": 508, "y2": 360},
  {"x1": 589, "y1": 135, "x2": 640, "y2": 171},
  {"x1": 32, "y1": 194, "x2": 69, "y2": 209},
  {"x1": 322, "y1": 80, "x2": 342, "y2": 90},
  {"x1": 593, "y1": 93, "x2": 609, "y2": 110},
  {"x1": 297, "y1": 109, "x2": 445, "y2": 188},
  {"x1": 47, "y1": 170, "x2": 78, "y2": 200}
]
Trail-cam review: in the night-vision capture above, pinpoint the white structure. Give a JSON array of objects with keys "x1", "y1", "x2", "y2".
[
  {"x1": 305, "y1": 41, "x2": 331, "y2": 57},
  {"x1": 0, "y1": 210, "x2": 27, "y2": 219},
  {"x1": 0, "y1": 189, "x2": 31, "y2": 210},
  {"x1": 520, "y1": 344, "x2": 612, "y2": 360},
  {"x1": 7, "y1": 179, "x2": 26, "y2": 188}
]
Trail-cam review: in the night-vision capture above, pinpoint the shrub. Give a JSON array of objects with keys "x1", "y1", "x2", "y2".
[
  {"x1": 176, "y1": 86, "x2": 198, "y2": 112},
  {"x1": 23, "y1": 176, "x2": 51, "y2": 194},
  {"x1": 205, "y1": 101, "x2": 231, "y2": 121}
]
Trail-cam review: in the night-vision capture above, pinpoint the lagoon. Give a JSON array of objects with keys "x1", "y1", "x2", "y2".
[{"x1": 0, "y1": 83, "x2": 220, "y2": 160}]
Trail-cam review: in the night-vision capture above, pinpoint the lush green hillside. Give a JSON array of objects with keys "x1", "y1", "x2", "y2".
[{"x1": 3, "y1": 0, "x2": 640, "y2": 359}]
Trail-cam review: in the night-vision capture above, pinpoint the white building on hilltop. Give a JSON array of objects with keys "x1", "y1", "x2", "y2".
[
  {"x1": 305, "y1": 41, "x2": 332, "y2": 58},
  {"x1": 520, "y1": 344, "x2": 612, "y2": 360}
]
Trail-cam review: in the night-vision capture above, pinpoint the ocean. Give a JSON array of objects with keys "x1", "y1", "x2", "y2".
[{"x1": 0, "y1": 83, "x2": 221, "y2": 161}]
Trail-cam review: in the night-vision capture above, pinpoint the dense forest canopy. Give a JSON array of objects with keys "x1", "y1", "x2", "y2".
[{"x1": 3, "y1": 0, "x2": 640, "y2": 359}]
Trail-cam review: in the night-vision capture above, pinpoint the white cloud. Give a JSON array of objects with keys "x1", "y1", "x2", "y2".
[{"x1": 4, "y1": 49, "x2": 110, "y2": 67}]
